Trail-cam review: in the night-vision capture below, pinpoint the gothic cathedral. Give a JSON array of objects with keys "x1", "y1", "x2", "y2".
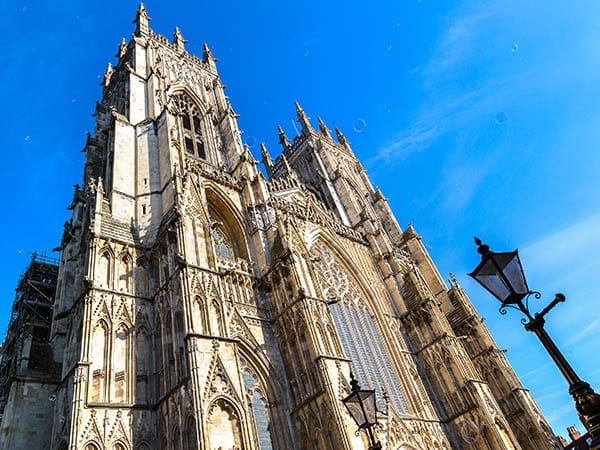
[{"x1": 2, "y1": 5, "x2": 562, "y2": 450}]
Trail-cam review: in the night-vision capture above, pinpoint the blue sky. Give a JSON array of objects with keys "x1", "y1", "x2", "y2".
[{"x1": 1, "y1": 0, "x2": 599, "y2": 439}]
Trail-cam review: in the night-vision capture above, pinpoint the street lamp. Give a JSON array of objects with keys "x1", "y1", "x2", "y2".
[
  {"x1": 342, "y1": 372, "x2": 382, "y2": 450},
  {"x1": 469, "y1": 237, "x2": 600, "y2": 449}
]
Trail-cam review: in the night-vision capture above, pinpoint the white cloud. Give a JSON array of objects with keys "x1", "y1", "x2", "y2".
[{"x1": 520, "y1": 212, "x2": 600, "y2": 278}]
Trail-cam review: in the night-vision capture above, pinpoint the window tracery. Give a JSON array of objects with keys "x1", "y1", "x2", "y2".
[
  {"x1": 212, "y1": 228, "x2": 233, "y2": 260},
  {"x1": 310, "y1": 240, "x2": 409, "y2": 414},
  {"x1": 242, "y1": 370, "x2": 273, "y2": 450},
  {"x1": 172, "y1": 92, "x2": 206, "y2": 159}
]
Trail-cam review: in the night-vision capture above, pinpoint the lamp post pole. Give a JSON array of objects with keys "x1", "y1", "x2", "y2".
[{"x1": 469, "y1": 238, "x2": 600, "y2": 449}]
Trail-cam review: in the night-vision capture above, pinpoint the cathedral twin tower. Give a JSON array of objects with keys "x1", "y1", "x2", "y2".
[{"x1": 0, "y1": 5, "x2": 561, "y2": 450}]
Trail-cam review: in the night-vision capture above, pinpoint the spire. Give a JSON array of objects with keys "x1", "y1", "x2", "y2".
[
  {"x1": 173, "y1": 27, "x2": 187, "y2": 51},
  {"x1": 133, "y1": 3, "x2": 150, "y2": 36},
  {"x1": 260, "y1": 142, "x2": 274, "y2": 177},
  {"x1": 317, "y1": 117, "x2": 332, "y2": 138},
  {"x1": 335, "y1": 126, "x2": 350, "y2": 147},
  {"x1": 294, "y1": 101, "x2": 311, "y2": 133},
  {"x1": 203, "y1": 43, "x2": 215, "y2": 61},
  {"x1": 203, "y1": 43, "x2": 218, "y2": 71},
  {"x1": 277, "y1": 125, "x2": 291, "y2": 150}
]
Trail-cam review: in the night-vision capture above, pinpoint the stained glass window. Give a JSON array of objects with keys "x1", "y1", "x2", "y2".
[
  {"x1": 310, "y1": 241, "x2": 409, "y2": 414},
  {"x1": 212, "y1": 229, "x2": 233, "y2": 260},
  {"x1": 242, "y1": 371, "x2": 273, "y2": 450}
]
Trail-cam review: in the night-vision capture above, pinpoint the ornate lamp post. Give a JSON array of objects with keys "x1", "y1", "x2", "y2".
[
  {"x1": 342, "y1": 373, "x2": 382, "y2": 450},
  {"x1": 469, "y1": 237, "x2": 600, "y2": 449}
]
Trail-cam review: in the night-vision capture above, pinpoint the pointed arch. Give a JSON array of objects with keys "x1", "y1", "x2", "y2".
[
  {"x1": 309, "y1": 237, "x2": 410, "y2": 414},
  {"x1": 98, "y1": 248, "x2": 113, "y2": 288},
  {"x1": 205, "y1": 185, "x2": 250, "y2": 261},
  {"x1": 90, "y1": 319, "x2": 109, "y2": 402},
  {"x1": 206, "y1": 398, "x2": 244, "y2": 450},
  {"x1": 172, "y1": 424, "x2": 181, "y2": 450},
  {"x1": 135, "y1": 326, "x2": 150, "y2": 404},
  {"x1": 170, "y1": 89, "x2": 207, "y2": 160},
  {"x1": 113, "y1": 321, "x2": 130, "y2": 402},
  {"x1": 184, "y1": 415, "x2": 198, "y2": 450},
  {"x1": 118, "y1": 252, "x2": 133, "y2": 292},
  {"x1": 242, "y1": 370, "x2": 274, "y2": 450}
]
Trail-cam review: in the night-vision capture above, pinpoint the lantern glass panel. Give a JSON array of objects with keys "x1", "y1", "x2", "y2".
[
  {"x1": 343, "y1": 390, "x2": 377, "y2": 427},
  {"x1": 472, "y1": 258, "x2": 512, "y2": 302},
  {"x1": 497, "y1": 252, "x2": 528, "y2": 295}
]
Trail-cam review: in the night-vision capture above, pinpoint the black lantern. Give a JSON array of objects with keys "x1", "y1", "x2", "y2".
[
  {"x1": 469, "y1": 237, "x2": 600, "y2": 449},
  {"x1": 468, "y1": 237, "x2": 529, "y2": 306},
  {"x1": 342, "y1": 373, "x2": 382, "y2": 450}
]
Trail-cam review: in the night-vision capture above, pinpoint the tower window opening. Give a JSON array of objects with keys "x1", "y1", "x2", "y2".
[{"x1": 173, "y1": 92, "x2": 206, "y2": 160}]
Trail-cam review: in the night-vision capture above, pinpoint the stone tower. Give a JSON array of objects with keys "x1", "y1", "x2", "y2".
[{"x1": 14, "y1": 4, "x2": 560, "y2": 449}]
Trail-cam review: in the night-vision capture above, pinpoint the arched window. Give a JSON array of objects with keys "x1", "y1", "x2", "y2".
[
  {"x1": 184, "y1": 416, "x2": 198, "y2": 450},
  {"x1": 85, "y1": 443, "x2": 100, "y2": 450},
  {"x1": 310, "y1": 240, "x2": 409, "y2": 414},
  {"x1": 242, "y1": 370, "x2": 273, "y2": 450},
  {"x1": 118, "y1": 255, "x2": 132, "y2": 292},
  {"x1": 172, "y1": 92, "x2": 205, "y2": 159},
  {"x1": 212, "y1": 228, "x2": 233, "y2": 260},
  {"x1": 172, "y1": 425, "x2": 181, "y2": 450},
  {"x1": 113, "y1": 323, "x2": 129, "y2": 402},
  {"x1": 113, "y1": 443, "x2": 126, "y2": 450},
  {"x1": 98, "y1": 252, "x2": 111, "y2": 288},
  {"x1": 207, "y1": 399, "x2": 243, "y2": 450},
  {"x1": 90, "y1": 320, "x2": 108, "y2": 402},
  {"x1": 135, "y1": 327, "x2": 150, "y2": 404}
]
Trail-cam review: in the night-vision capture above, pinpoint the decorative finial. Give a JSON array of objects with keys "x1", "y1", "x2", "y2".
[
  {"x1": 173, "y1": 27, "x2": 187, "y2": 51},
  {"x1": 116, "y1": 38, "x2": 127, "y2": 58},
  {"x1": 281, "y1": 153, "x2": 293, "y2": 175},
  {"x1": 133, "y1": 3, "x2": 150, "y2": 36},
  {"x1": 203, "y1": 43, "x2": 214, "y2": 60},
  {"x1": 335, "y1": 127, "x2": 349, "y2": 147},
  {"x1": 449, "y1": 273, "x2": 460, "y2": 289},
  {"x1": 349, "y1": 372, "x2": 360, "y2": 392},
  {"x1": 294, "y1": 101, "x2": 311, "y2": 133},
  {"x1": 260, "y1": 142, "x2": 274, "y2": 177},
  {"x1": 317, "y1": 117, "x2": 332, "y2": 138},
  {"x1": 474, "y1": 236, "x2": 490, "y2": 258},
  {"x1": 103, "y1": 62, "x2": 113, "y2": 87},
  {"x1": 277, "y1": 125, "x2": 290, "y2": 149}
]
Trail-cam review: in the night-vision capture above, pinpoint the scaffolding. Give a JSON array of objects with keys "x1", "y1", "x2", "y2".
[{"x1": 0, "y1": 252, "x2": 60, "y2": 415}]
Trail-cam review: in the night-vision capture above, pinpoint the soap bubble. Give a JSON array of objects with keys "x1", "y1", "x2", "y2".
[
  {"x1": 352, "y1": 118, "x2": 367, "y2": 133},
  {"x1": 494, "y1": 112, "x2": 509, "y2": 125},
  {"x1": 511, "y1": 43, "x2": 519, "y2": 53},
  {"x1": 245, "y1": 135, "x2": 257, "y2": 148}
]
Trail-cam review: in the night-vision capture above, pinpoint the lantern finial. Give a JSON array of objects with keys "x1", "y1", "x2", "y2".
[{"x1": 474, "y1": 236, "x2": 490, "y2": 258}]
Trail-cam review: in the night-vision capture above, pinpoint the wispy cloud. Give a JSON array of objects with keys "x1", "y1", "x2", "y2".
[
  {"x1": 521, "y1": 212, "x2": 600, "y2": 277},
  {"x1": 375, "y1": 89, "x2": 487, "y2": 163},
  {"x1": 564, "y1": 319, "x2": 600, "y2": 347}
]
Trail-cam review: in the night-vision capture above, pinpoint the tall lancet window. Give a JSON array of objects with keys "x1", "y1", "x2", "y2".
[
  {"x1": 242, "y1": 368, "x2": 273, "y2": 450},
  {"x1": 310, "y1": 241, "x2": 409, "y2": 414},
  {"x1": 172, "y1": 92, "x2": 205, "y2": 159}
]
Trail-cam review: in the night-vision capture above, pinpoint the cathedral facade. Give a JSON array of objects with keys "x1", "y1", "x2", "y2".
[{"x1": 0, "y1": 5, "x2": 562, "y2": 450}]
